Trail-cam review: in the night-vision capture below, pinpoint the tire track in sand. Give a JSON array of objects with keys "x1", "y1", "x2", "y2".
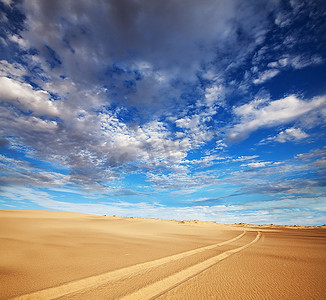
[
  {"x1": 121, "y1": 231, "x2": 261, "y2": 300},
  {"x1": 12, "y1": 231, "x2": 246, "y2": 300}
]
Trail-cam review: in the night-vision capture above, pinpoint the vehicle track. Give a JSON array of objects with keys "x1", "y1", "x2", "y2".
[
  {"x1": 121, "y1": 231, "x2": 261, "y2": 300},
  {"x1": 12, "y1": 230, "x2": 256, "y2": 300}
]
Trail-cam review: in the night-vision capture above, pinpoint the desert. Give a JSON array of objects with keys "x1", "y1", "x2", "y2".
[
  {"x1": 0, "y1": 209, "x2": 325, "y2": 299},
  {"x1": 1, "y1": 1, "x2": 326, "y2": 298}
]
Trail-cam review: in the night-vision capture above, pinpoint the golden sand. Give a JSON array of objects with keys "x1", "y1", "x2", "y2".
[{"x1": 0, "y1": 210, "x2": 325, "y2": 299}]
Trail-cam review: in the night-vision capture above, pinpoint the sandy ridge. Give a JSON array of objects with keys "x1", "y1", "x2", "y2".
[
  {"x1": 11, "y1": 231, "x2": 246, "y2": 300},
  {"x1": 121, "y1": 231, "x2": 261, "y2": 300}
]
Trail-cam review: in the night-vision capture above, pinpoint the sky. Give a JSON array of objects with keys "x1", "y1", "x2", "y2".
[{"x1": 0, "y1": 0, "x2": 326, "y2": 225}]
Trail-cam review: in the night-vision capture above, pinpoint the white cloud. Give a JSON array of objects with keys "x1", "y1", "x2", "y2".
[
  {"x1": 0, "y1": 65, "x2": 200, "y2": 186},
  {"x1": 241, "y1": 161, "x2": 272, "y2": 168},
  {"x1": 0, "y1": 154, "x2": 68, "y2": 187},
  {"x1": 148, "y1": 170, "x2": 221, "y2": 191},
  {"x1": 0, "y1": 60, "x2": 26, "y2": 78},
  {"x1": 0, "y1": 0, "x2": 12, "y2": 6},
  {"x1": 274, "y1": 12, "x2": 292, "y2": 28},
  {"x1": 204, "y1": 85, "x2": 224, "y2": 106},
  {"x1": 175, "y1": 114, "x2": 214, "y2": 148},
  {"x1": 295, "y1": 146, "x2": 326, "y2": 161},
  {"x1": 185, "y1": 153, "x2": 226, "y2": 168},
  {"x1": 272, "y1": 55, "x2": 324, "y2": 70},
  {"x1": 176, "y1": 115, "x2": 201, "y2": 130},
  {"x1": 0, "y1": 77, "x2": 59, "y2": 116},
  {"x1": 8, "y1": 34, "x2": 29, "y2": 49},
  {"x1": 290, "y1": 55, "x2": 323, "y2": 69},
  {"x1": 263, "y1": 127, "x2": 308, "y2": 144},
  {"x1": 253, "y1": 69, "x2": 279, "y2": 84},
  {"x1": 0, "y1": 89, "x2": 196, "y2": 188},
  {"x1": 227, "y1": 94, "x2": 326, "y2": 143},
  {"x1": 0, "y1": 0, "x2": 325, "y2": 201},
  {"x1": 233, "y1": 155, "x2": 259, "y2": 162}
]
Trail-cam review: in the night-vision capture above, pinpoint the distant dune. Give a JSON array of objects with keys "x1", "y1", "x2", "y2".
[{"x1": 0, "y1": 210, "x2": 325, "y2": 299}]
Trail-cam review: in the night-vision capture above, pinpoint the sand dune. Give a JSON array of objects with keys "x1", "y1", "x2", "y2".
[{"x1": 0, "y1": 210, "x2": 325, "y2": 299}]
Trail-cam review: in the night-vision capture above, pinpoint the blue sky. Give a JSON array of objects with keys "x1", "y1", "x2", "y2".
[{"x1": 0, "y1": 0, "x2": 325, "y2": 225}]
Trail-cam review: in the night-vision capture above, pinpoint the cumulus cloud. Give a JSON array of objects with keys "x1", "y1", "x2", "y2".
[
  {"x1": 262, "y1": 127, "x2": 308, "y2": 144},
  {"x1": 227, "y1": 95, "x2": 326, "y2": 143},
  {"x1": 2, "y1": 0, "x2": 266, "y2": 189},
  {"x1": 15, "y1": 0, "x2": 263, "y2": 113},
  {"x1": 0, "y1": 0, "x2": 325, "y2": 206},
  {"x1": 0, "y1": 90, "x2": 197, "y2": 190},
  {"x1": 0, "y1": 76, "x2": 59, "y2": 116},
  {"x1": 204, "y1": 85, "x2": 225, "y2": 106},
  {"x1": 175, "y1": 113, "x2": 214, "y2": 148}
]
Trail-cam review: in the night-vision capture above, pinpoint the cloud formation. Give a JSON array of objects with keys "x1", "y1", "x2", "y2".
[
  {"x1": 227, "y1": 95, "x2": 326, "y2": 143},
  {"x1": 2, "y1": 186, "x2": 325, "y2": 225},
  {"x1": 0, "y1": 0, "x2": 325, "y2": 224},
  {"x1": 262, "y1": 127, "x2": 308, "y2": 144}
]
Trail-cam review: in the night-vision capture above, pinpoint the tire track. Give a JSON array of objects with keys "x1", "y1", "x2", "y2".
[
  {"x1": 121, "y1": 231, "x2": 261, "y2": 300},
  {"x1": 12, "y1": 231, "x2": 246, "y2": 300}
]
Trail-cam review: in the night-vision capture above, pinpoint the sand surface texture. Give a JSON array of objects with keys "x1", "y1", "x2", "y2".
[{"x1": 0, "y1": 210, "x2": 325, "y2": 299}]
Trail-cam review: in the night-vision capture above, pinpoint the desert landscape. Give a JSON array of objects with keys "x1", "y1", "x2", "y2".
[
  {"x1": 1, "y1": 1, "x2": 326, "y2": 299},
  {"x1": 0, "y1": 210, "x2": 325, "y2": 299}
]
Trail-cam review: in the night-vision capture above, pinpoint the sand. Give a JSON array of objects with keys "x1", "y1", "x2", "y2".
[{"x1": 0, "y1": 210, "x2": 325, "y2": 299}]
